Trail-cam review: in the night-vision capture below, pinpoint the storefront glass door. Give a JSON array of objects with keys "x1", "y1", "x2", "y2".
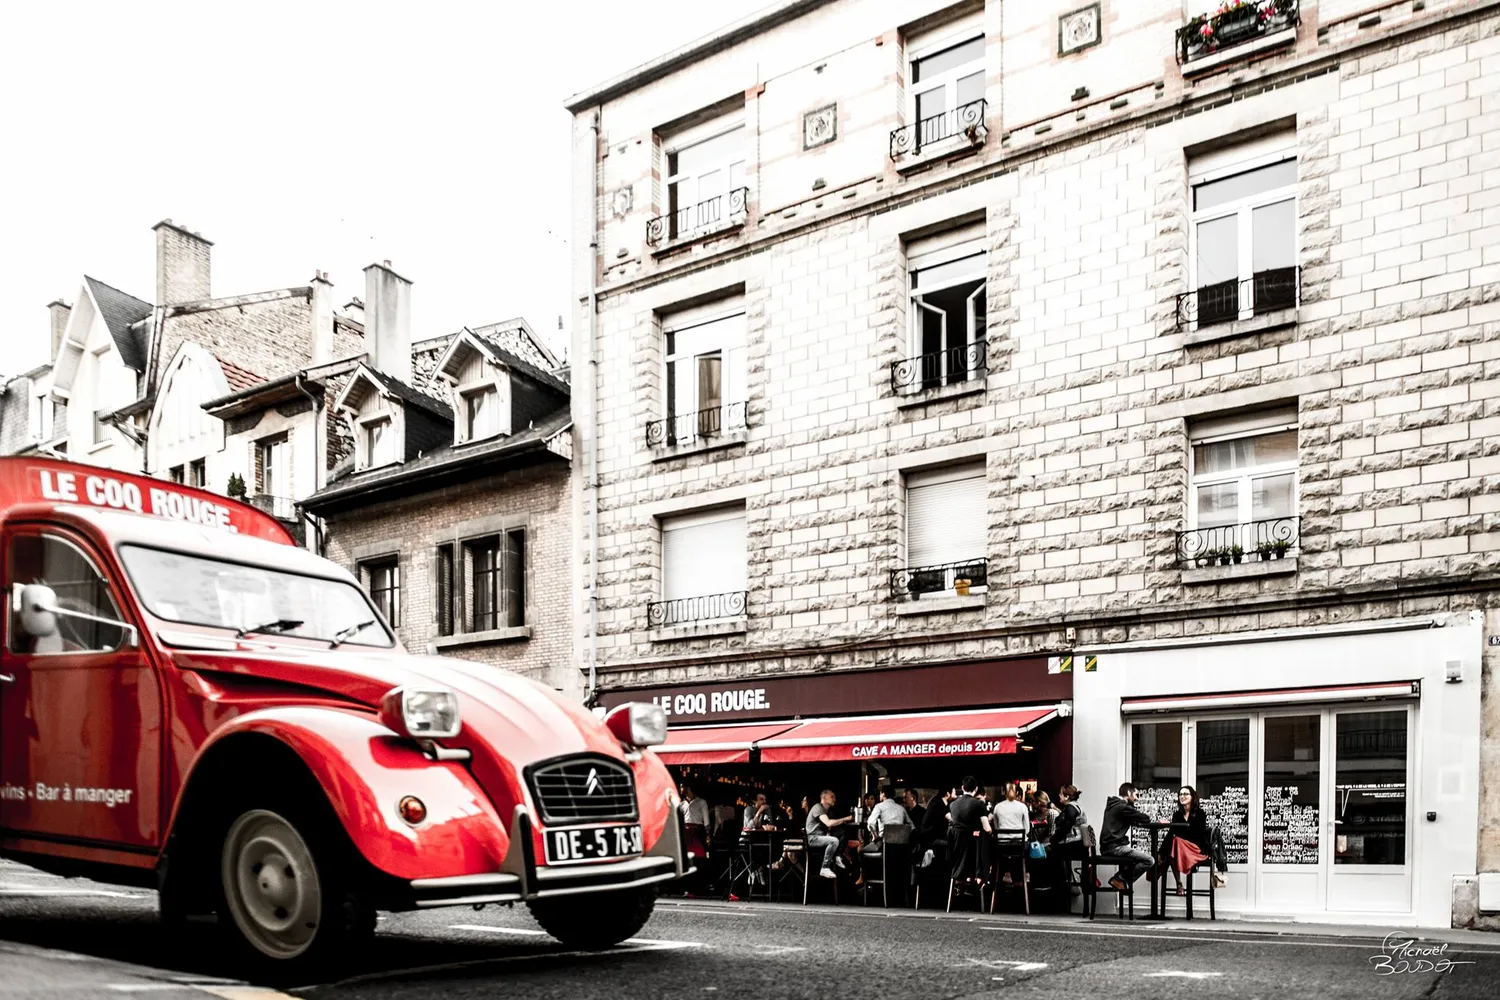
[{"x1": 1127, "y1": 704, "x2": 1413, "y2": 916}]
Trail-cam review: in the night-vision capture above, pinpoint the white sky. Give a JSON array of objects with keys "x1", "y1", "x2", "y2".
[{"x1": 0, "y1": 0, "x2": 767, "y2": 375}]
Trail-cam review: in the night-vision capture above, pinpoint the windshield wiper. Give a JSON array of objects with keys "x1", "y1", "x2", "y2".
[
  {"x1": 234, "y1": 618, "x2": 304, "y2": 639},
  {"x1": 329, "y1": 619, "x2": 377, "y2": 648}
]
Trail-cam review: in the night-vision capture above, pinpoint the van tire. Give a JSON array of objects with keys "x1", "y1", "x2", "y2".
[
  {"x1": 526, "y1": 885, "x2": 657, "y2": 949},
  {"x1": 212, "y1": 798, "x2": 373, "y2": 980}
]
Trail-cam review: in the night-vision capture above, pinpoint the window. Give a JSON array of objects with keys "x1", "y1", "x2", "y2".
[
  {"x1": 364, "y1": 416, "x2": 395, "y2": 467},
  {"x1": 1129, "y1": 721, "x2": 1184, "y2": 852},
  {"x1": 901, "y1": 463, "x2": 986, "y2": 598},
  {"x1": 92, "y1": 412, "x2": 109, "y2": 446},
  {"x1": 464, "y1": 529, "x2": 526, "y2": 631},
  {"x1": 904, "y1": 225, "x2": 987, "y2": 391},
  {"x1": 1334, "y1": 710, "x2": 1408, "y2": 866},
  {"x1": 463, "y1": 385, "x2": 500, "y2": 441},
  {"x1": 658, "y1": 507, "x2": 747, "y2": 624},
  {"x1": 1190, "y1": 134, "x2": 1297, "y2": 325},
  {"x1": 168, "y1": 466, "x2": 185, "y2": 484},
  {"x1": 362, "y1": 557, "x2": 400, "y2": 627},
  {"x1": 7, "y1": 533, "x2": 128, "y2": 654},
  {"x1": 660, "y1": 301, "x2": 747, "y2": 446},
  {"x1": 256, "y1": 436, "x2": 292, "y2": 518},
  {"x1": 1188, "y1": 408, "x2": 1298, "y2": 553},
  {"x1": 189, "y1": 459, "x2": 206, "y2": 488},
  {"x1": 661, "y1": 121, "x2": 746, "y2": 242},
  {"x1": 30, "y1": 393, "x2": 48, "y2": 441},
  {"x1": 1264, "y1": 714, "x2": 1320, "y2": 865},
  {"x1": 907, "y1": 21, "x2": 985, "y2": 147}
]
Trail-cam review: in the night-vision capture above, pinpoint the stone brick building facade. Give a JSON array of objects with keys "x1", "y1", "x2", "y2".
[{"x1": 568, "y1": 0, "x2": 1500, "y2": 927}]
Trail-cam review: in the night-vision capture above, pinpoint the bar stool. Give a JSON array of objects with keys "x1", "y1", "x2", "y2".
[
  {"x1": 859, "y1": 825, "x2": 911, "y2": 908},
  {"x1": 988, "y1": 835, "x2": 1030, "y2": 915}
]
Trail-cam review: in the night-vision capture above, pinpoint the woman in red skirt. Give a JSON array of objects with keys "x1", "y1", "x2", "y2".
[{"x1": 1158, "y1": 785, "x2": 1211, "y2": 895}]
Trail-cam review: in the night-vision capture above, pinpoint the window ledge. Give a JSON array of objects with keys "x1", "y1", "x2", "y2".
[
  {"x1": 894, "y1": 137, "x2": 988, "y2": 175},
  {"x1": 649, "y1": 617, "x2": 747, "y2": 642},
  {"x1": 894, "y1": 593, "x2": 987, "y2": 616},
  {"x1": 432, "y1": 625, "x2": 532, "y2": 649},
  {"x1": 1183, "y1": 307, "x2": 1298, "y2": 346},
  {"x1": 649, "y1": 217, "x2": 746, "y2": 257},
  {"x1": 1181, "y1": 27, "x2": 1298, "y2": 78},
  {"x1": 895, "y1": 379, "x2": 986, "y2": 409},
  {"x1": 87, "y1": 441, "x2": 111, "y2": 454},
  {"x1": 1181, "y1": 557, "x2": 1297, "y2": 584},
  {"x1": 649, "y1": 428, "x2": 748, "y2": 462}
]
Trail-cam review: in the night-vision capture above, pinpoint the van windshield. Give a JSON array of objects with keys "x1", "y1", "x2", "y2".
[{"x1": 118, "y1": 545, "x2": 395, "y2": 648}]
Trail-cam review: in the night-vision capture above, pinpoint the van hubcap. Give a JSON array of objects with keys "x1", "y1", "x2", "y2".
[{"x1": 221, "y1": 809, "x2": 321, "y2": 959}]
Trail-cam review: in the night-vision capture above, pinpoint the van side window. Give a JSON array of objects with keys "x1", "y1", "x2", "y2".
[{"x1": 8, "y1": 534, "x2": 126, "y2": 654}]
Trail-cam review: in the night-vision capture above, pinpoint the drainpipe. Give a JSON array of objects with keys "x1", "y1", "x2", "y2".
[
  {"x1": 294, "y1": 371, "x2": 325, "y2": 554},
  {"x1": 585, "y1": 107, "x2": 602, "y2": 706}
]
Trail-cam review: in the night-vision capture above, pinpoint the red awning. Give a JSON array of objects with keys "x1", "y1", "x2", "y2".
[
  {"x1": 653, "y1": 722, "x2": 799, "y2": 765},
  {"x1": 757, "y1": 706, "x2": 1062, "y2": 764}
]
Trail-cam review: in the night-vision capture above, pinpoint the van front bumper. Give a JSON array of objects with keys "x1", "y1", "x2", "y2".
[{"x1": 405, "y1": 804, "x2": 693, "y2": 908}]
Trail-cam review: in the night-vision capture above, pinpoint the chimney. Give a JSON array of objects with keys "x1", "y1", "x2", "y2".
[
  {"x1": 363, "y1": 261, "x2": 412, "y2": 384},
  {"x1": 46, "y1": 299, "x2": 71, "y2": 359},
  {"x1": 310, "y1": 271, "x2": 335, "y2": 365},
  {"x1": 152, "y1": 219, "x2": 213, "y2": 304},
  {"x1": 342, "y1": 297, "x2": 365, "y2": 325}
]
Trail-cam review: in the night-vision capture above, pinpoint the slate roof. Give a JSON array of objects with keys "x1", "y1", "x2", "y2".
[
  {"x1": 302, "y1": 407, "x2": 571, "y2": 513},
  {"x1": 469, "y1": 330, "x2": 570, "y2": 395},
  {"x1": 358, "y1": 366, "x2": 454, "y2": 421},
  {"x1": 83, "y1": 277, "x2": 152, "y2": 372}
]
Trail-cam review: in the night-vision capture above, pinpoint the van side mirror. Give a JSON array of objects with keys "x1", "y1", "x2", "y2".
[{"x1": 14, "y1": 583, "x2": 137, "y2": 649}]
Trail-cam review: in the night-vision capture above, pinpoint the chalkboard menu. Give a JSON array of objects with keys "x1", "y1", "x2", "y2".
[
  {"x1": 1263, "y1": 785, "x2": 1319, "y2": 864},
  {"x1": 1130, "y1": 787, "x2": 1178, "y2": 853},
  {"x1": 1202, "y1": 784, "x2": 1249, "y2": 864}
]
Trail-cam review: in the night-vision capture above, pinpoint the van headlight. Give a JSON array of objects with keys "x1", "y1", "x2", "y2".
[
  {"x1": 604, "y1": 702, "x2": 668, "y2": 747},
  {"x1": 379, "y1": 686, "x2": 461, "y2": 740}
]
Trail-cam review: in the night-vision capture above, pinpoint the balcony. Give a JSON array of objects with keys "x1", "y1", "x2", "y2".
[
  {"x1": 646, "y1": 187, "x2": 748, "y2": 249},
  {"x1": 1176, "y1": 266, "x2": 1298, "y2": 342},
  {"x1": 891, "y1": 341, "x2": 987, "y2": 397},
  {"x1": 889, "y1": 99, "x2": 988, "y2": 162},
  {"x1": 892, "y1": 559, "x2": 988, "y2": 602},
  {"x1": 647, "y1": 591, "x2": 747, "y2": 628},
  {"x1": 1177, "y1": 516, "x2": 1299, "y2": 568},
  {"x1": 1177, "y1": 0, "x2": 1300, "y2": 71},
  {"x1": 249, "y1": 493, "x2": 297, "y2": 520},
  {"x1": 645, "y1": 401, "x2": 748, "y2": 451}
]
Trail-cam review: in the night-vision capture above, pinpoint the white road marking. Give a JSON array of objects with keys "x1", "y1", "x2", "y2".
[
  {"x1": 754, "y1": 945, "x2": 808, "y2": 955},
  {"x1": 1144, "y1": 971, "x2": 1224, "y2": 979},
  {"x1": 963, "y1": 958, "x2": 1048, "y2": 973},
  {"x1": 622, "y1": 937, "x2": 704, "y2": 950},
  {"x1": 194, "y1": 988, "x2": 300, "y2": 999},
  {"x1": 0, "y1": 885, "x2": 145, "y2": 899},
  {"x1": 106, "y1": 987, "x2": 191, "y2": 993},
  {"x1": 983, "y1": 924, "x2": 1500, "y2": 954},
  {"x1": 448, "y1": 924, "x2": 550, "y2": 937}
]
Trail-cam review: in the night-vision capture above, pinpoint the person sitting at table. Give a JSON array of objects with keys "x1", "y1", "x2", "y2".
[
  {"x1": 867, "y1": 785, "x2": 912, "y2": 840},
  {"x1": 904, "y1": 789, "x2": 926, "y2": 831},
  {"x1": 992, "y1": 782, "x2": 1030, "y2": 840},
  {"x1": 742, "y1": 792, "x2": 772, "y2": 835},
  {"x1": 1099, "y1": 782, "x2": 1156, "y2": 892},
  {"x1": 1032, "y1": 791, "x2": 1059, "y2": 845},
  {"x1": 806, "y1": 788, "x2": 855, "y2": 879},
  {"x1": 1157, "y1": 785, "x2": 1212, "y2": 896},
  {"x1": 947, "y1": 776, "x2": 992, "y2": 881}
]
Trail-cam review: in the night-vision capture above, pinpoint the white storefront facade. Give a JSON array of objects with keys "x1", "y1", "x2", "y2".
[{"x1": 1074, "y1": 614, "x2": 1482, "y2": 928}]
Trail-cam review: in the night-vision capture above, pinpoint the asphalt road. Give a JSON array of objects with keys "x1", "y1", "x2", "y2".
[{"x1": 4, "y1": 859, "x2": 1500, "y2": 999}]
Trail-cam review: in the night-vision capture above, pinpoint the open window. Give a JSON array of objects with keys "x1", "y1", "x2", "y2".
[
  {"x1": 653, "y1": 298, "x2": 747, "y2": 448},
  {"x1": 899, "y1": 223, "x2": 987, "y2": 393}
]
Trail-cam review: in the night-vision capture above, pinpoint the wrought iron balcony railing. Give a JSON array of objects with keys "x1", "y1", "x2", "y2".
[
  {"x1": 1176, "y1": 0, "x2": 1300, "y2": 66},
  {"x1": 646, "y1": 187, "x2": 749, "y2": 247},
  {"x1": 891, "y1": 559, "x2": 988, "y2": 601},
  {"x1": 890, "y1": 99, "x2": 988, "y2": 161},
  {"x1": 250, "y1": 493, "x2": 297, "y2": 520},
  {"x1": 1176, "y1": 266, "x2": 1298, "y2": 332},
  {"x1": 1177, "y1": 516, "x2": 1299, "y2": 568},
  {"x1": 647, "y1": 590, "x2": 747, "y2": 628},
  {"x1": 645, "y1": 401, "x2": 748, "y2": 449},
  {"x1": 891, "y1": 340, "x2": 987, "y2": 394}
]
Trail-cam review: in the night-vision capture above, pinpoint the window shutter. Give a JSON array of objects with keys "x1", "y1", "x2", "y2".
[
  {"x1": 663, "y1": 509, "x2": 746, "y2": 600},
  {"x1": 503, "y1": 529, "x2": 525, "y2": 628},
  {"x1": 907, "y1": 469, "x2": 986, "y2": 567}
]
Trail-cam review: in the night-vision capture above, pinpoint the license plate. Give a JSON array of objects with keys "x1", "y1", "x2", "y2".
[{"x1": 544, "y1": 824, "x2": 643, "y2": 865}]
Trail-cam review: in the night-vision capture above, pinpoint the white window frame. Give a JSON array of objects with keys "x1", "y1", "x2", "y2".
[
  {"x1": 660, "y1": 119, "x2": 747, "y2": 242},
  {"x1": 361, "y1": 414, "x2": 397, "y2": 470},
  {"x1": 660, "y1": 303, "x2": 747, "y2": 446},
  {"x1": 189, "y1": 458, "x2": 206, "y2": 489},
  {"x1": 457, "y1": 376, "x2": 507, "y2": 445},
  {"x1": 362, "y1": 557, "x2": 401, "y2": 628},
  {"x1": 30, "y1": 392, "x2": 48, "y2": 441},
  {"x1": 1187, "y1": 411, "x2": 1299, "y2": 547},
  {"x1": 905, "y1": 18, "x2": 986, "y2": 148},
  {"x1": 903, "y1": 462, "x2": 988, "y2": 597},
  {"x1": 1189, "y1": 141, "x2": 1298, "y2": 322},
  {"x1": 905, "y1": 233, "x2": 987, "y2": 391}
]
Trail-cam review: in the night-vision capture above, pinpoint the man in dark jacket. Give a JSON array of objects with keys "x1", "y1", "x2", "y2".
[
  {"x1": 1099, "y1": 782, "x2": 1155, "y2": 890},
  {"x1": 920, "y1": 787, "x2": 954, "y2": 848}
]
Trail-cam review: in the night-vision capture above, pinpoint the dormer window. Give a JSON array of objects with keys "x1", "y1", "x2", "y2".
[
  {"x1": 464, "y1": 385, "x2": 500, "y2": 440},
  {"x1": 433, "y1": 330, "x2": 519, "y2": 446},
  {"x1": 365, "y1": 416, "x2": 395, "y2": 467}
]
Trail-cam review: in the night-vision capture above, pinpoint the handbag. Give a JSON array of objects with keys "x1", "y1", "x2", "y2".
[{"x1": 1028, "y1": 840, "x2": 1047, "y2": 860}]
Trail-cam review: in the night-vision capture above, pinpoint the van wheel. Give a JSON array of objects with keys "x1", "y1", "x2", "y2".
[
  {"x1": 217, "y1": 805, "x2": 373, "y2": 977},
  {"x1": 526, "y1": 886, "x2": 656, "y2": 949}
]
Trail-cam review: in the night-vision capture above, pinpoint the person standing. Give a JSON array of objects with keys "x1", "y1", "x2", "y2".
[
  {"x1": 1099, "y1": 782, "x2": 1155, "y2": 891},
  {"x1": 806, "y1": 789, "x2": 855, "y2": 879},
  {"x1": 947, "y1": 776, "x2": 992, "y2": 881}
]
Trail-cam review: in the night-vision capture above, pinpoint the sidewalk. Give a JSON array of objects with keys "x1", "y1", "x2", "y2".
[{"x1": 660, "y1": 897, "x2": 1500, "y2": 949}]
